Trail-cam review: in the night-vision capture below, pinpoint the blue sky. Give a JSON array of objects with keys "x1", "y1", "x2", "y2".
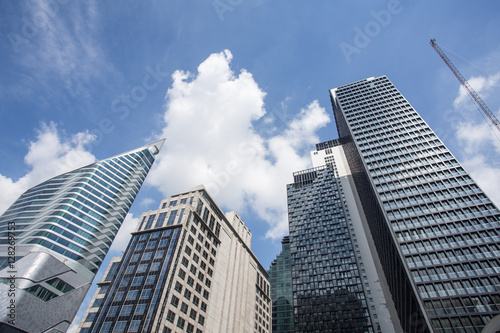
[{"x1": 1, "y1": 1, "x2": 500, "y2": 330}]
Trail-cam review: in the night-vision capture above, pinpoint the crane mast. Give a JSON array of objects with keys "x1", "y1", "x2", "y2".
[{"x1": 430, "y1": 39, "x2": 500, "y2": 134}]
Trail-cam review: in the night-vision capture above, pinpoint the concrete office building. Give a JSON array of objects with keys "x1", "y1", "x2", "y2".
[
  {"x1": 78, "y1": 186, "x2": 271, "y2": 333},
  {"x1": 0, "y1": 140, "x2": 163, "y2": 333},
  {"x1": 330, "y1": 76, "x2": 500, "y2": 332}
]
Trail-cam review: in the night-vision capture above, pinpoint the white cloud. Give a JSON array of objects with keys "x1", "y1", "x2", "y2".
[
  {"x1": 0, "y1": 122, "x2": 96, "y2": 214},
  {"x1": 460, "y1": 155, "x2": 500, "y2": 205},
  {"x1": 108, "y1": 213, "x2": 140, "y2": 254},
  {"x1": 454, "y1": 72, "x2": 500, "y2": 107},
  {"x1": 140, "y1": 197, "x2": 156, "y2": 207},
  {"x1": 452, "y1": 71, "x2": 500, "y2": 206},
  {"x1": 9, "y1": 1, "x2": 113, "y2": 102},
  {"x1": 148, "y1": 50, "x2": 330, "y2": 240},
  {"x1": 66, "y1": 315, "x2": 82, "y2": 333}
]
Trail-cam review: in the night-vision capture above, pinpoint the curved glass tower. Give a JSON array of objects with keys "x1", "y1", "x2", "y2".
[{"x1": 0, "y1": 140, "x2": 164, "y2": 333}]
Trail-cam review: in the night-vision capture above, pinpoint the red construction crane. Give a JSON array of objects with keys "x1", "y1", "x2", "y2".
[{"x1": 430, "y1": 39, "x2": 500, "y2": 134}]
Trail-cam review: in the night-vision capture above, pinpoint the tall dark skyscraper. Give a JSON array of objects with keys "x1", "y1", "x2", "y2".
[
  {"x1": 330, "y1": 76, "x2": 500, "y2": 332},
  {"x1": 286, "y1": 140, "x2": 399, "y2": 333},
  {"x1": 268, "y1": 236, "x2": 294, "y2": 333},
  {"x1": 0, "y1": 140, "x2": 163, "y2": 333}
]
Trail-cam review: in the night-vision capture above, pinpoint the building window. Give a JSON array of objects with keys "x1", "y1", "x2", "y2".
[
  {"x1": 126, "y1": 290, "x2": 138, "y2": 301},
  {"x1": 184, "y1": 289, "x2": 192, "y2": 300},
  {"x1": 112, "y1": 321, "x2": 127, "y2": 332},
  {"x1": 145, "y1": 275, "x2": 156, "y2": 285},
  {"x1": 150, "y1": 262, "x2": 161, "y2": 271},
  {"x1": 132, "y1": 276, "x2": 144, "y2": 286},
  {"x1": 108, "y1": 306, "x2": 118, "y2": 317},
  {"x1": 128, "y1": 320, "x2": 141, "y2": 332},
  {"x1": 140, "y1": 289, "x2": 151, "y2": 299},
  {"x1": 171, "y1": 295, "x2": 179, "y2": 307},
  {"x1": 177, "y1": 317, "x2": 185, "y2": 329},
  {"x1": 120, "y1": 305, "x2": 133, "y2": 316},
  {"x1": 114, "y1": 292, "x2": 124, "y2": 302},
  {"x1": 166, "y1": 310, "x2": 175, "y2": 323},
  {"x1": 181, "y1": 257, "x2": 189, "y2": 267},
  {"x1": 85, "y1": 312, "x2": 96, "y2": 322},
  {"x1": 187, "y1": 276, "x2": 195, "y2": 287},
  {"x1": 190, "y1": 309, "x2": 197, "y2": 320},
  {"x1": 154, "y1": 249, "x2": 165, "y2": 259},
  {"x1": 101, "y1": 322, "x2": 112, "y2": 333},
  {"x1": 181, "y1": 302, "x2": 188, "y2": 314},
  {"x1": 135, "y1": 304, "x2": 146, "y2": 315},
  {"x1": 99, "y1": 285, "x2": 109, "y2": 294},
  {"x1": 92, "y1": 298, "x2": 103, "y2": 308},
  {"x1": 178, "y1": 268, "x2": 186, "y2": 280}
]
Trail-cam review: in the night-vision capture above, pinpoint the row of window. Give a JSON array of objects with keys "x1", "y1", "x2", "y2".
[
  {"x1": 411, "y1": 260, "x2": 500, "y2": 283},
  {"x1": 400, "y1": 230, "x2": 500, "y2": 255},
  {"x1": 392, "y1": 215, "x2": 500, "y2": 237},
  {"x1": 405, "y1": 244, "x2": 500, "y2": 269}
]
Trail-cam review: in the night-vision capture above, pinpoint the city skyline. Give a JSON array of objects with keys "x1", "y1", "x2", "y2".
[{"x1": 0, "y1": 2, "x2": 499, "y2": 331}]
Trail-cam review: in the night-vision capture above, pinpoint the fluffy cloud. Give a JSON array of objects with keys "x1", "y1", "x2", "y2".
[
  {"x1": 148, "y1": 50, "x2": 330, "y2": 239},
  {"x1": 454, "y1": 72, "x2": 500, "y2": 107},
  {"x1": 108, "y1": 213, "x2": 140, "y2": 254},
  {"x1": 0, "y1": 122, "x2": 96, "y2": 214},
  {"x1": 453, "y1": 71, "x2": 500, "y2": 205}
]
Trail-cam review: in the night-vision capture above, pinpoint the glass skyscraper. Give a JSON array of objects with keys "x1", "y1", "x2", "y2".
[
  {"x1": 0, "y1": 140, "x2": 163, "y2": 333},
  {"x1": 331, "y1": 76, "x2": 500, "y2": 332},
  {"x1": 286, "y1": 140, "x2": 399, "y2": 333},
  {"x1": 78, "y1": 186, "x2": 271, "y2": 333},
  {"x1": 269, "y1": 236, "x2": 294, "y2": 333}
]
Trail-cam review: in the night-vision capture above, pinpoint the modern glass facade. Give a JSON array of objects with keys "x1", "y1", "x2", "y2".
[
  {"x1": 86, "y1": 227, "x2": 181, "y2": 333},
  {"x1": 269, "y1": 236, "x2": 294, "y2": 333},
  {"x1": 0, "y1": 140, "x2": 163, "y2": 333},
  {"x1": 287, "y1": 164, "x2": 375, "y2": 333},
  {"x1": 331, "y1": 76, "x2": 500, "y2": 332},
  {"x1": 78, "y1": 186, "x2": 271, "y2": 333}
]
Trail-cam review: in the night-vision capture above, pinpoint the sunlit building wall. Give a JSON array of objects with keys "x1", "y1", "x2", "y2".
[{"x1": 79, "y1": 186, "x2": 271, "y2": 333}]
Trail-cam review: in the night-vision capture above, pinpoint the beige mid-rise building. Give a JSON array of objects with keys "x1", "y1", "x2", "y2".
[{"x1": 77, "y1": 185, "x2": 270, "y2": 333}]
